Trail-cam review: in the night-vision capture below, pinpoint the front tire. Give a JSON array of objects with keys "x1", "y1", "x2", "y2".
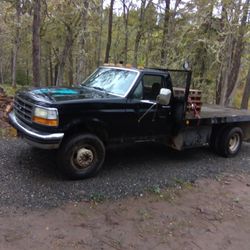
[{"x1": 58, "y1": 133, "x2": 105, "y2": 179}]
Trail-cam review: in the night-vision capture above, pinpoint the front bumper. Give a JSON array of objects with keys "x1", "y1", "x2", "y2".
[{"x1": 8, "y1": 111, "x2": 64, "y2": 149}]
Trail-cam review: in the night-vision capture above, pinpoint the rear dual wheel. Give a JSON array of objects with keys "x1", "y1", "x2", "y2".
[
  {"x1": 210, "y1": 127, "x2": 243, "y2": 157},
  {"x1": 58, "y1": 133, "x2": 105, "y2": 179}
]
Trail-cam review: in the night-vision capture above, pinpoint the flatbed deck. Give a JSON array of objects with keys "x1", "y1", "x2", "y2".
[{"x1": 186, "y1": 104, "x2": 250, "y2": 125}]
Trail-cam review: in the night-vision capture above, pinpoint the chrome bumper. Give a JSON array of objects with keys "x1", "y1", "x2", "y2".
[{"x1": 8, "y1": 111, "x2": 64, "y2": 149}]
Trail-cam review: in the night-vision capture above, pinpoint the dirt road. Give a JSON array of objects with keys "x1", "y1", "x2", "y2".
[{"x1": 1, "y1": 174, "x2": 250, "y2": 250}]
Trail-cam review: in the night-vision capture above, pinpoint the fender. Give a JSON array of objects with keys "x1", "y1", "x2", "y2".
[{"x1": 63, "y1": 117, "x2": 109, "y2": 142}]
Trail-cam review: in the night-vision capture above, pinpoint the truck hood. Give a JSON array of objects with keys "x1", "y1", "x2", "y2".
[{"x1": 18, "y1": 86, "x2": 116, "y2": 103}]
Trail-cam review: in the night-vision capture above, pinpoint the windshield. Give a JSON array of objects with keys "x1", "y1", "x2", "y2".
[{"x1": 82, "y1": 67, "x2": 139, "y2": 96}]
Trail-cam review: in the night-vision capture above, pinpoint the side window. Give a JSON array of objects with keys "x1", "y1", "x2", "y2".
[
  {"x1": 131, "y1": 75, "x2": 164, "y2": 101},
  {"x1": 132, "y1": 81, "x2": 143, "y2": 99},
  {"x1": 143, "y1": 75, "x2": 163, "y2": 101}
]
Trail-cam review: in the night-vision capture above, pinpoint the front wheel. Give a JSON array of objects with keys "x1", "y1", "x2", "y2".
[
  {"x1": 57, "y1": 133, "x2": 105, "y2": 179},
  {"x1": 218, "y1": 127, "x2": 243, "y2": 157}
]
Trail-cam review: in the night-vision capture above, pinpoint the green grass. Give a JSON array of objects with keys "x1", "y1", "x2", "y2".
[
  {"x1": 173, "y1": 178, "x2": 194, "y2": 190},
  {"x1": 89, "y1": 193, "x2": 106, "y2": 203}
]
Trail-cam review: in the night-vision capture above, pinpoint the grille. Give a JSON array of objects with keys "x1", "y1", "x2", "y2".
[{"x1": 14, "y1": 96, "x2": 33, "y2": 123}]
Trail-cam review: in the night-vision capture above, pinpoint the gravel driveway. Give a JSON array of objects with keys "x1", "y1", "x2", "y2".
[{"x1": 0, "y1": 138, "x2": 250, "y2": 209}]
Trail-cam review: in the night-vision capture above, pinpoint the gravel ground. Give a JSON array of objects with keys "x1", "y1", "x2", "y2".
[{"x1": 0, "y1": 138, "x2": 250, "y2": 210}]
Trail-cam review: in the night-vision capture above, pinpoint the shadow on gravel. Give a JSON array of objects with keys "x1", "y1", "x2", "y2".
[
  {"x1": 104, "y1": 143, "x2": 204, "y2": 170},
  {"x1": 28, "y1": 147, "x2": 62, "y2": 179},
  {"x1": 31, "y1": 143, "x2": 208, "y2": 176}
]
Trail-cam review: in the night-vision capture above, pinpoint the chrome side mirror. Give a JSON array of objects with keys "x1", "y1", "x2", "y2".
[
  {"x1": 157, "y1": 88, "x2": 172, "y2": 106},
  {"x1": 183, "y1": 61, "x2": 191, "y2": 71}
]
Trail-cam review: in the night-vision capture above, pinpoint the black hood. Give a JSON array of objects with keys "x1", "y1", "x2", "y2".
[{"x1": 18, "y1": 86, "x2": 116, "y2": 103}]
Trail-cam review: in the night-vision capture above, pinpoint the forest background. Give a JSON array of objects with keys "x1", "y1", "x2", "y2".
[{"x1": 0, "y1": 0, "x2": 249, "y2": 108}]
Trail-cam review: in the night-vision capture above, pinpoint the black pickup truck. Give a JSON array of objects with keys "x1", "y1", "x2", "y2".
[{"x1": 9, "y1": 66, "x2": 250, "y2": 179}]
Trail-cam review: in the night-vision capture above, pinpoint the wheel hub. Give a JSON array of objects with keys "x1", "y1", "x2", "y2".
[
  {"x1": 229, "y1": 134, "x2": 240, "y2": 152},
  {"x1": 76, "y1": 148, "x2": 94, "y2": 168}
]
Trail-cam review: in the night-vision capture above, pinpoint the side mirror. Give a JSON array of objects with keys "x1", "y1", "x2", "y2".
[
  {"x1": 157, "y1": 88, "x2": 172, "y2": 105},
  {"x1": 183, "y1": 61, "x2": 191, "y2": 71}
]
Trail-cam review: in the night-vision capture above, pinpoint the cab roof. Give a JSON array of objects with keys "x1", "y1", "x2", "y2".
[{"x1": 102, "y1": 64, "x2": 170, "y2": 76}]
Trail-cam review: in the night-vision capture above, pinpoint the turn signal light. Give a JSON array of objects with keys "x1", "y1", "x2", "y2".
[{"x1": 32, "y1": 116, "x2": 59, "y2": 127}]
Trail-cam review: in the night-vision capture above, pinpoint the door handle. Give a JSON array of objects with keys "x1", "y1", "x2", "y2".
[{"x1": 161, "y1": 105, "x2": 169, "y2": 109}]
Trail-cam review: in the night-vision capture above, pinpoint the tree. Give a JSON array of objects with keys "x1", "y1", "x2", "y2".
[
  {"x1": 241, "y1": 67, "x2": 250, "y2": 109},
  {"x1": 76, "y1": 0, "x2": 89, "y2": 82},
  {"x1": 0, "y1": 0, "x2": 249, "y2": 108},
  {"x1": 54, "y1": 0, "x2": 82, "y2": 85},
  {"x1": 11, "y1": 0, "x2": 21, "y2": 88},
  {"x1": 216, "y1": 0, "x2": 250, "y2": 106},
  {"x1": 121, "y1": 0, "x2": 133, "y2": 64},
  {"x1": 133, "y1": 0, "x2": 145, "y2": 66},
  {"x1": 32, "y1": 0, "x2": 41, "y2": 86},
  {"x1": 97, "y1": 0, "x2": 104, "y2": 66},
  {"x1": 0, "y1": 47, "x2": 4, "y2": 84},
  {"x1": 160, "y1": 0, "x2": 170, "y2": 66},
  {"x1": 104, "y1": 0, "x2": 115, "y2": 63},
  {"x1": 56, "y1": 18, "x2": 80, "y2": 85}
]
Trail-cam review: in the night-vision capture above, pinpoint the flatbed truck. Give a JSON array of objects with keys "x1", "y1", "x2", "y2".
[{"x1": 9, "y1": 65, "x2": 250, "y2": 179}]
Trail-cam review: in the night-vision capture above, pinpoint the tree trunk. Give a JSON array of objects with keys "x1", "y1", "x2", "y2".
[
  {"x1": 49, "y1": 46, "x2": 53, "y2": 85},
  {"x1": 44, "y1": 57, "x2": 49, "y2": 86},
  {"x1": 32, "y1": 0, "x2": 41, "y2": 87},
  {"x1": 0, "y1": 58, "x2": 4, "y2": 84},
  {"x1": 56, "y1": 12, "x2": 81, "y2": 85},
  {"x1": 224, "y1": 0, "x2": 249, "y2": 106},
  {"x1": 159, "y1": 0, "x2": 181, "y2": 68},
  {"x1": 77, "y1": 0, "x2": 89, "y2": 83},
  {"x1": 104, "y1": 0, "x2": 115, "y2": 63},
  {"x1": 122, "y1": 0, "x2": 131, "y2": 64},
  {"x1": 56, "y1": 32, "x2": 73, "y2": 85},
  {"x1": 54, "y1": 63, "x2": 58, "y2": 85},
  {"x1": 133, "y1": 0, "x2": 147, "y2": 67},
  {"x1": 160, "y1": 0, "x2": 170, "y2": 66},
  {"x1": 215, "y1": 2, "x2": 228, "y2": 104},
  {"x1": 145, "y1": 32, "x2": 152, "y2": 67},
  {"x1": 216, "y1": 0, "x2": 249, "y2": 105},
  {"x1": 12, "y1": 0, "x2": 21, "y2": 88},
  {"x1": 97, "y1": 0, "x2": 104, "y2": 66},
  {"x1": 196, "y1": 1, "x2": 214, "y2": 87},
  {"x1": 68, "y1": 47, "x2": 74, "y2": 85},
  {"x1": 241, "y1": 68, "x2": 250, "y2": 109},
  {"x1": 56, "y1": 27, "x2": 75, "y2": 85}
]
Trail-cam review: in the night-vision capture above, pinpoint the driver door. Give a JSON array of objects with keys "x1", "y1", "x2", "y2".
[{"x1": 126, "y1": 74, "x2": 172, "y2": 138}]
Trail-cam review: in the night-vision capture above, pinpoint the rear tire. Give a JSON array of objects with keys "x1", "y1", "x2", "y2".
[
  {"x1": 209, "y1": 126, "x2": 225, "y2": 154},
  {"x1": 218, "y1": 127, "x2": 243, "y2": 157},
  {"x1": 57, "y1": 133, "x2": 105, "y2": 179}
]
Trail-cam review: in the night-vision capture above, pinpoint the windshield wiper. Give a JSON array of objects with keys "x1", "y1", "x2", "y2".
[{"x1": 92, "y1": 86, "x2": 108, "y2": 93}]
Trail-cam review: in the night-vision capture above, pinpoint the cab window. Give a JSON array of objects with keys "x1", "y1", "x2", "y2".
[{"x1": 132, "y1": 75, "x2": 164, "y2": 101}]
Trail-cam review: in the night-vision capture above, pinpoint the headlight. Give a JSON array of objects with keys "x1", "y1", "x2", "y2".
[{"x1": 32, "y1": 106, "x2": 59, "y2": 126}]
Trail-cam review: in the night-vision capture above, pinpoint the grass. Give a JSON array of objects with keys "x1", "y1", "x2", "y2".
[
  {"x1": 89, "y1": 193, "x2": 106, "y2": 203},
  {"x1": 148, "y1": 179, "x2": 194, "y2": 203},
  {"x1": 173, "y1": 178, "x2": 194, "y2": 190},
  {"x1": 149, "y1": 185, "x2": 161, "y2": 195}
]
